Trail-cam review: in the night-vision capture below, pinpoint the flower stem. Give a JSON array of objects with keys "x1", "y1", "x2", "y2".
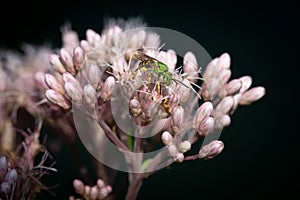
[{"x1": 125, "y1": 173, "x2": 143, "y2": 200}]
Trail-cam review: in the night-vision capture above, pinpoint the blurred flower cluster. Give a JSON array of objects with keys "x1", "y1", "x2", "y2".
[{"x1": 0, "y1": 18, "x2": 265, "y2": 200}]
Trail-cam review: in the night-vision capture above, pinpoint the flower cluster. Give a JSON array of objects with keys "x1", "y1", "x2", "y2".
[{"x1": 0, "y1": 17, "x2": 265, "y2": 200}]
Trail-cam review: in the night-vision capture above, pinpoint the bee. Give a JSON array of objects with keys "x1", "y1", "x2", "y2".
[{"x1": 129, "y1": 49, "x2": 189, "y2": 116}]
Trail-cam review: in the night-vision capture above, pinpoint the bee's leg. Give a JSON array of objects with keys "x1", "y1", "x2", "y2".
[
  {"x1": 161, "y1": 98, "x2": 171, "y2": 116},
  {"x1": 130, "y1": 69, "x2": 138, "y2": 79},
  {"x1": 157, "y1": 80, "x2": 161, "y2": 96}
]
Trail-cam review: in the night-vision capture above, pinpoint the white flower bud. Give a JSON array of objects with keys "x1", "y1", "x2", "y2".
[
  {"x1": 179, "y1": 140, "x2": 191, "y2": 153},
  {"x1": 161, "y1": 131, "x2": 173, "y2": 146}
]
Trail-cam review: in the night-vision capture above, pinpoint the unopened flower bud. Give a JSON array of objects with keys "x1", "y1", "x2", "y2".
[
  {"x1": 203, "y1": 57, "x2": 219, "y2": 81},
  {"x1": 4, "y1": 169, "x2": 17, "y2": 184},
  {"x1": 217, "y1": 68, "x2": 231, "y2": 85},
  {"x1": 99, "y1": 186, "x2": 112, "y2": 199},
  {"x1": 73, "y1": 179, "x2": 84, "y2": 195},
  {"x1": 80, "y1": 40, "x2": 92, "y2": 52},
  {"x1": 179, "y1": 140, "x2": 191, "y2": 153},
  {"x1": 168, "y1": 144, "x2": 178, "y2": 157},
  {"x1": 45, "y1": 89, "x2": 70, "y2": 109},
  {"x1": 86, "y1": 29, "x2": 97, "y2": 45},
  {"x1": 198, "y1": 116, "x2": 215, "y2": 136},
  {"x1": 171, "y1": 106, "x2": 184, "y2": 134},
  {"x1": 84, "y1": 186, "x2": 91, "y2": 196},
  {"x1": 174, "y1": 153, "x2": 184, "y2": 163},
  {"x1": 230, "y1": 93, "x2": 242, "y2": 114},
  {"x1": 193, "y1": 102, "x2": 213, "y2": 129},
  {"x1": 129, "y1": 99, "x2": 141, "y2": 117},
  {"x1": 215, "y1": 114, "x2": 231, "y2": 129},
  {"x1": 184, "y1": 52, "x2": 198, "y2": 83},
  {"x1": 83, "y1": 84, "x2": 97, "y2": 107},
  {"x1": 73, "y1": 47, "x2": 85, "y2": 70},
  {"x1": 206, "y1": 77, "x2": 222, "y2": 98},
  {"x1": 88, "y1": 64, "x2": 101, "y2": 90},
  {"x1": 161, "y1": 131, "x2": 173, "y2": 146},
  {"x1": 0, "y1": 156, "x2": 8, "y2": 181},
  {"x1": 97, "y1": 179, "x2": 105, "y2": 188},
  {"x1": 240, "y1": 86, "x2": 265, "y2": 105},
  {"x1": 225, "y1": 79, "x2": 242, "y2": 96},
  {"x1": 199, "y1": 140, "x2": 224, "y2": 160},
  {"x1": 239, "y1": 76, "x2": 252, "y2": 93},
  {"x1": 166, "y1": 49, "x2": 177, "y2": 71},
  {"x1": 49, "y1": 54, "x2": 66, "y2": 74},
  {"x1": 90, "y1": 186, "x2": 99, "y2": 199},
  {"x1": 64, "y1": 83, "x2": 83, "y2": 103},
  {"x1": 44, "y1": 74, "x2": 64, "y2": 94},
  {"x1": 215, "y1": 52, "x2": 231, "y2": 72},
  {"x1": 60, "y1": 48, "x2": 76, "y2": 75},
  {"x1": 215, "y1": 96, "x2": 234, "y2": 117},
  {"x1": 101, "y1": 76, "x2": 115, "y2": 102}
]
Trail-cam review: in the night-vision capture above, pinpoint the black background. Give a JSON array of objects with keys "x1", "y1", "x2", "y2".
[{"x1": 0, "y1": 0, "x2": 298, "y2": 199}]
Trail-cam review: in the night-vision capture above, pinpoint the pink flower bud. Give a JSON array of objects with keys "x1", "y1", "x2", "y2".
[
  {"x1": 193, "y1": 101, "x2": 213, "y2": 129},
  {"x1": 44, "y1": 73, "x2": 64, "y2": 94},
  {"x1": 101, "y1": 76, "x2": 115, "y2": 102},
  {"x1": 73, "y1": 47, "x2": 85, "y2": 70},
  {"x1": 174, "y1": 153, "x2": 184, "y2": 163},
  {"x1": 64, "y1": 83, "x2": 83, "y2": 103},
  {"x1": 49, "y1": 54, "x2": 66, "y2": 74},
  {"x1": 80, "y1": 40, "x2": 92, "y2": 52},
  {"x1": 60, "y1": 48, "x2": 76, "y2": 75},
  {"x1": 161, "y1": 131, "x2": 173, "y2": 146},
  {"x1": 0, "y1": 156, "x2": 8, "y2": 181},
  {"x1": 171, "y1": 106, "x2": 184, "y2": 134},
  {"x1": 90, "y1": 186, "x2": 99, "y2": 199},
  {"x1": 73, "y1": 179, "x2": 85, "y2": 195},
  {"x1": 203, "y1": 57, "x2": 219, "y2": 80},
  {"x1": 145, "y1": 32, "x2": 160, "y2": 49},
  {"x1": 240, "y1": 86, "x2": 265, "y2": 105},
  {"x1": 215, "y1": 114, "x2": 231, "y2": 129},
  {"x1": 230, "y1": 93, "x2": 242, "y2": 114},
  {"x1": 86, "y1": 29, "x2": 97, "y2": 45},
  {"x1": 129, "y1": 99, "x2": 141, "y2": 117},
  {"x1": 217, "y1": 68, "x2": 231, "y2": 85},
  {"x1": 99, "y1": 186, "x2": 112, "y2": 199},
  {"x1": 179, "y1": 140, "x2": 191, "y2": 153},
  {"x1": 83, "y1": 84, "x2": 97, "y2": 107},
  {"x1": 198, "y1": 116, "x2": 215, "y2": 136},
  {"x1": 239, "y1": 76, "x2": 252, "y2": 93},
  {"x1": 225, "y1": 79, "x2": 242, "y2": 96},
  {"x1": 206, "y1": 77, "x2": 222, "y2": 98},
  {"x1": 97, "y1": 179, "x2": 105, "y2": 188},
  {"x1": 199, "y1": 140, "x2": 224, "y2": 160},
  {"x1": 84, "y1": 186, "x2": 91, "y2": 196},
  {"x1": 45, "y1": 89, "x2": 71, "y2": 109},
  {"x1": 215, "y1": 96, "x2": 234, "y2": 116},
  {"x1": 215, "y1": 52, "x2": 231, "y2": 72},
  {"x1": 183, "y1": 52, "x2": 198, "y2": 83}
]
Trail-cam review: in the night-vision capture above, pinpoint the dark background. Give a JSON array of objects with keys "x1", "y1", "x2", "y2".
[{"x1": 0, "y1": 0, "x2": 298, "y2": 199}]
